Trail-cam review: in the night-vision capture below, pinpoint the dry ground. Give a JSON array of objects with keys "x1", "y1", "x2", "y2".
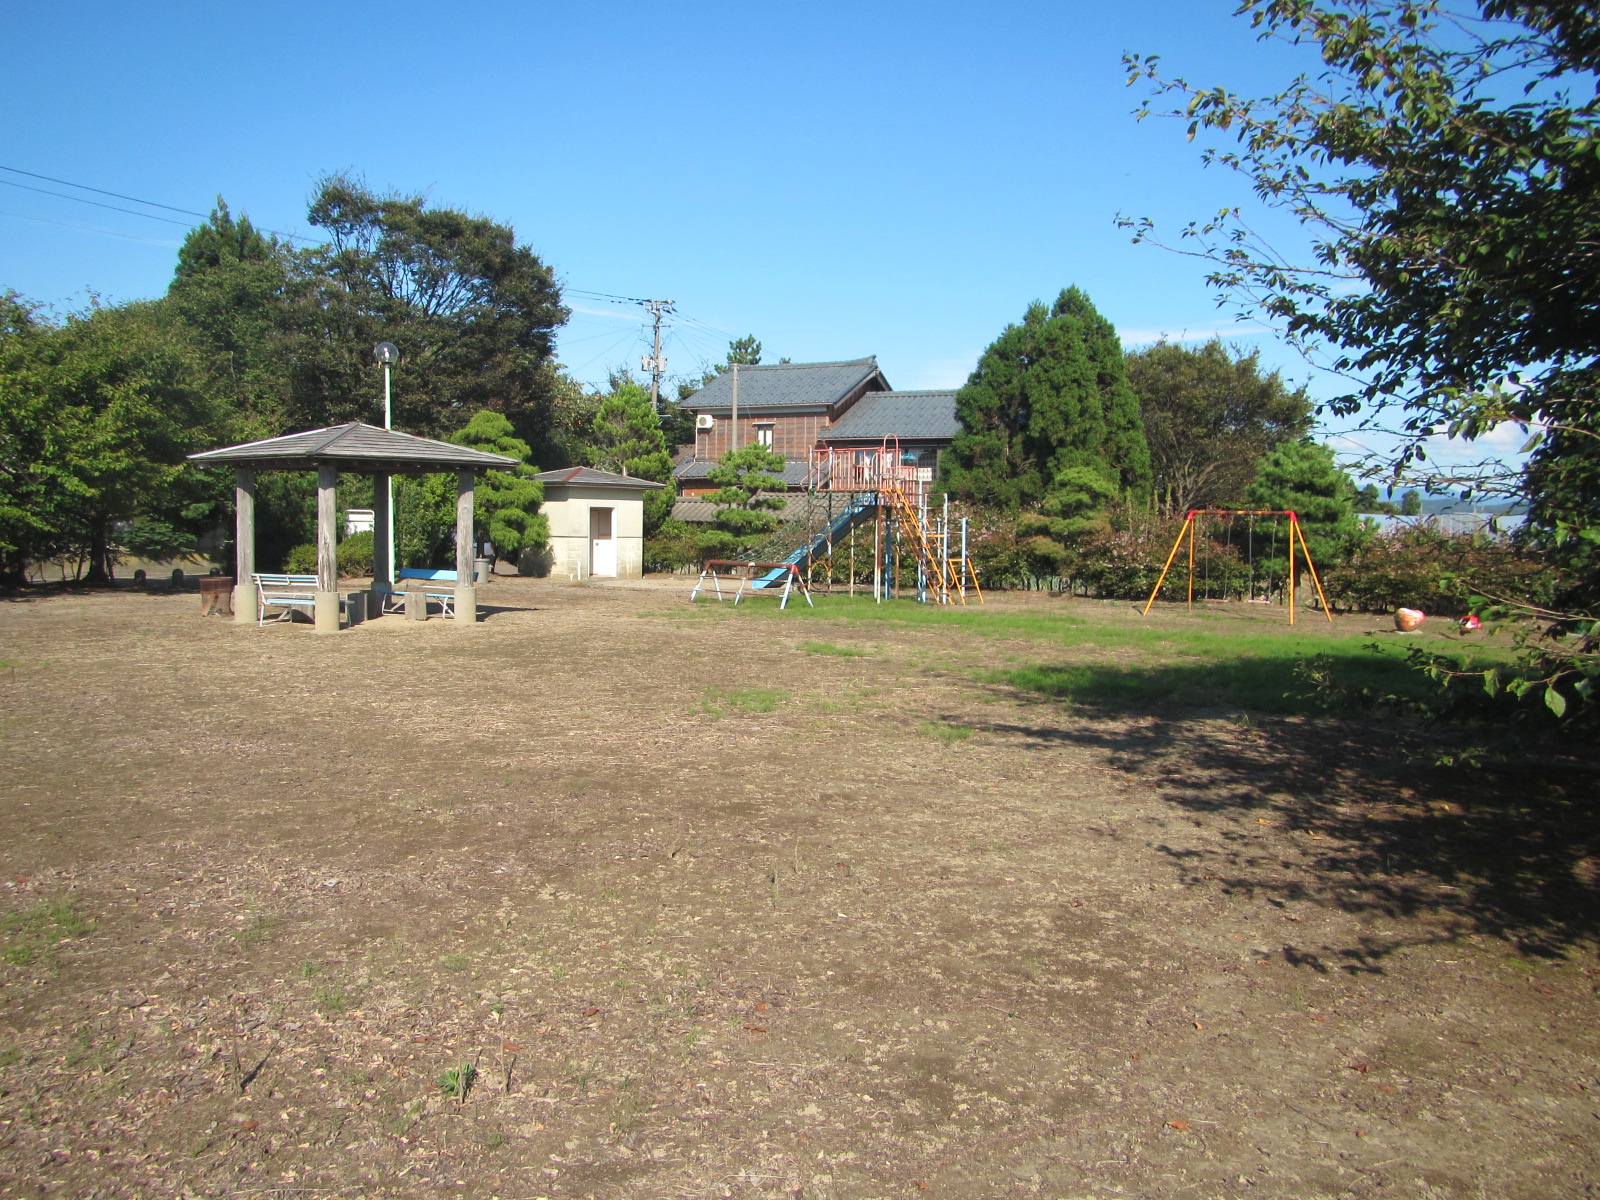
[{"x1": 0, "y1": 578, "x2": 1595, "y2": 1200}]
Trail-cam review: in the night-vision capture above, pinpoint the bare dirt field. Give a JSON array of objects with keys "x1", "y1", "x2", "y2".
[{"x1": 0, "y1": 578, "x2": 1595, "y2": 1200}]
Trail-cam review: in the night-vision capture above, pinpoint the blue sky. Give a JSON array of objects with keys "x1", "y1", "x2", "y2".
[{"x1": 5, "y1": 1, "x2": 1509, "y2": 472}]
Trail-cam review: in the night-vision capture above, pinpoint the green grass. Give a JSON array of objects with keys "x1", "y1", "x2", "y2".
[
  {"x1": 315, "y1": 985, "x2": 352, "y2": 1014},
  {"x1": 1, "y1": 900, "x2": 94, "y2": 967},
  {"x1": 701, "y1": 685, "x2": 785, "y2": 714},
  {"x1": 723, "y1": 593, "x2": 1512, "y2": 717},
  {"x1": 800, "y1": 640, "x2": 868, "y2": 658},
  {"x1": 917, "y1": 720, "x2": 974, "y2": 744}
]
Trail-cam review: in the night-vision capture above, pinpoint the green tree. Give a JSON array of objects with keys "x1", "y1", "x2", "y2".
[
  {"x1": 941, "y1": 287, "x2": 1151, "y2": 508},
  {"x1": 1125, "y1": 0, "x2": 1600, "y2": 722},
  {"x1": 588, "y1": 380, "x2": 675, "y2": 533},
  {"x1": 703, "y1": 443, "x2": 787, "y2": 557},
  {"x1": 0, "y1": 294, "x2": 62, "y2": 583},
  {"x1": 1245, "y1": 440, "x2": 1369, "y2": 583},
  {"x1": 297, "y1": 173, "x2": 569, "y2": 442},
  {"x1": 444, "y1": 411, "x2": 548, "y2": 569},
  {"x1": 1400, "y1": 490, "x2": 1423, "y2": 517},
  {"x1": 1124, "y1": 338, "x2": 1313, "y2": 512},
  {"x1": 1016, "y1": 465, "x2": 1123, "y2": 575},
  {"x1": 0, "y1": 299, "x2": 220, "y2": 583}
]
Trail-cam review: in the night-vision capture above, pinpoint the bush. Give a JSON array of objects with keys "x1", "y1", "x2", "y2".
[
  {"x1": 644, "y1": 519, "x2": 703, "y2": 573},
  {"x1": 283, "y1": 543, "x2": 316, "y2": 574},
  {"x1": 280, "y1": 531, "x2": 377, "y2": 579},
  {"x1": 1323, "y1": 526, "x2": 1560, "y2": 616},
  {"x1": 336, "y1": 531, "x2": 374, "y2": 577}
]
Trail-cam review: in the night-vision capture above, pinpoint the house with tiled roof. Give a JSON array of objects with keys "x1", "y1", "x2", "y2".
[{"x1": 674, "y1": 357, "x2": 960, "y2": 497}]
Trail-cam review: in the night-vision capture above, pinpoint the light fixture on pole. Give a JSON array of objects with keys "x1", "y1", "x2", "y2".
[{"x1": 374, "y1": 342, "x2": 400, "y2": 585}]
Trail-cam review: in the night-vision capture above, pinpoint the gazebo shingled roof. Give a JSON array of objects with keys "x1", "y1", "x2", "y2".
[{"x1": 188, "y1": 422, "x2": 517, "y2": 474}]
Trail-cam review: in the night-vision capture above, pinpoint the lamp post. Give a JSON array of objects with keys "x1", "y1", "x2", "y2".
[{"x1": 374, "y1": 342, "x2": 399, "y2": 586}]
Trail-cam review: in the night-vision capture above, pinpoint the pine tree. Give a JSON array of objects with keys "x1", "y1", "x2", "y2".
[
  {"x1": 942, "y1": 287, "x2": 1151, "y2": 508},
  {"x1": 589, "y1": 380, "x2": 675, "y2": 533}
]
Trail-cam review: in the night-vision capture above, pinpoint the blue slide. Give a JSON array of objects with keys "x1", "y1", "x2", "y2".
[{"x1": 749, "y1": 493, "x2": 876, "y2": 589}]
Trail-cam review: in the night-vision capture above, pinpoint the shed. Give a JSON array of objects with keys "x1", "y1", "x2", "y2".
[{"x1": 533, "y1": 467, "x2": 664, "y2": 580}]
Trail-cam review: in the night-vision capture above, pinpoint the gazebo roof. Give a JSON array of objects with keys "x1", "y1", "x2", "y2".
[{"x1": 188, "y1": 422, "x2": 518, "y2": 474}]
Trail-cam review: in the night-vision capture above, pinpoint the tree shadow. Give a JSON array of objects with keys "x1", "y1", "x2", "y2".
[{"x1": 977, "y1": 666, "x2": 1600, "y2": 960}]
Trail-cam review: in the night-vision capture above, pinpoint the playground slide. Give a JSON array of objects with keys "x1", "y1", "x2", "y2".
[{"x1": 749, "y1": 494, "x2": 876, "y2": 588}]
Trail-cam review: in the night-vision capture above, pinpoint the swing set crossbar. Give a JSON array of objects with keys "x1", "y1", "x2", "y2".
[{"x1": 1141, "y1": 509, "x2": 1333, "y2": 624}]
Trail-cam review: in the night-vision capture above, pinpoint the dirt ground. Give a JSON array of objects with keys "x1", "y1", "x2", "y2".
[{"x1": 0, "y1": 577, "x2": 1595, "y2": 1200}]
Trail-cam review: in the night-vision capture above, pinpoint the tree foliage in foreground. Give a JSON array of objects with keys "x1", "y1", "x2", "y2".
[
  {"x1": 702, "y1": 443, "x2": 788, "y2": 558},
  {"x1": 1125, "y1": 0, "x2": 1600, "y2": 730},
  {"x1": 942, "y1": 287, "x2": 1151, "y2": 509},
  {"x1": 1125, "y1": 338, "x2": 1313, "y2": 513}
]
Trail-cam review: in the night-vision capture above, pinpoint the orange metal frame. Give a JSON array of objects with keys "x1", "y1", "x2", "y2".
[{"x1": 1140, "y1": 509, "x2": 1333, "y2": 624}]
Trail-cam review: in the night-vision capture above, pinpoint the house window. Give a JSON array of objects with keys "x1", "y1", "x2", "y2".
[{"x1": 755, "y1": 424, "x2": 774, "y2": 448}]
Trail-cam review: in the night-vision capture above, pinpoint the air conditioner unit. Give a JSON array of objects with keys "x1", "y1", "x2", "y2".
[{"x1": 695, "y1": 414, "x2": 716, "y2": 430}]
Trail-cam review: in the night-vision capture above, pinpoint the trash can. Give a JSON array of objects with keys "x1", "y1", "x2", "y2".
[{"x1": 474, "y1": 556, "x2": 494, "y2": 582}]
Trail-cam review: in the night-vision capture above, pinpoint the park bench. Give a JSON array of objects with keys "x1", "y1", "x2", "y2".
[
  {"x1": 376, "y1": 567, "x2": 477, "y2": 619},
  {"x1": 252, "y1": 573, "x2": 318, "y2": 626}
]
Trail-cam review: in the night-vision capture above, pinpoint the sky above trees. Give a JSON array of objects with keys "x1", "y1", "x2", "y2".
[
  {"x1": 0, "y1": 0, "x2": 1518, "y2": 476},
  {"x1": 0, "y1": 4, "x2": 1325, "y2": 379}
]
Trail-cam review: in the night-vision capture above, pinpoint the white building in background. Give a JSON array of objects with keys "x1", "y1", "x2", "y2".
[{"x1": 532, "y1": 467, "x2": 664, "y2": 580}]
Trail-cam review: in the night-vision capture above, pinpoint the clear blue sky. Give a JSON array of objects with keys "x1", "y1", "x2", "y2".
[{"x1": 14, "y1": 0, "x2": 1492, "y2": 472}]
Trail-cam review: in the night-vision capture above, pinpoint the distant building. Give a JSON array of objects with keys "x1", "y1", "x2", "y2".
[{"x1": 674, "y1": 357, "x2": 960, "y2": 498}]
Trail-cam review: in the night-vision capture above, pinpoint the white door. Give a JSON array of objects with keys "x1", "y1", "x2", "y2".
[{"x1": 589, "y1": 507, "x2": 616, "y2": 577}]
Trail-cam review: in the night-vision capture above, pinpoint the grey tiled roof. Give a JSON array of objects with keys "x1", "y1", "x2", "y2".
[
  {"x1": 821, "y1": 391, "x2": 959, "y2": 442},
  {"x1": 532, "y1": 466, "x2": 664, "y2": 490},
  {"x1": 675, "y1": 459, "x2": 811, "y2": 487},
  {"x1": 672, "y1": 491, "x2": 835, "y2": 524},
  {"x1": 682, "y1": 358, "x2": 886, "y2": 411},
  {"x1": 188, "y1": 422, "x2": 519, "y2": 472}
]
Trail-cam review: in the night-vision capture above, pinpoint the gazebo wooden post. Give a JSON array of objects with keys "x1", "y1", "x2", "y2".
[
  {"x1": 455, "y1": 470, "x2": 477, "y2": 623},
  {"x1": 370, "y1": 470, "x2": 392, "y2": 618},
  {"x1": 314, "y1": 463, "x2": 341, "y2": 634},
  {"x1": 233, "y1": 468, "x2": 257, "y2": 625}
]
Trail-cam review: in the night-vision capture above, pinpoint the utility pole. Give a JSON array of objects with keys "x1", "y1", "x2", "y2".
[
  {"x1": 730, "y1": 363, "x2": 739, "y2": 452},
  {"x1": 638, "y1": 299, "x2": 674, "y2": 415}
]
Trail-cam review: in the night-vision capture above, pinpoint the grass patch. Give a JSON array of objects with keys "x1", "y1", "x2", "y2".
[
  {"x1": 702, "y1": 685, "x2": 785, "y2": 714},
  {"x1": 917, "y1": 720, "x2": 973, "y2": 744},
  {"x1": 1, "y1": 900, "x2": 94, "y2": 967},
  {"x1": 800, "y1": 640, "x2": 867, "y2": 658},
  {"x1": 438, "y1": 1060, "x2": 477, "y2": 1100},
  {"x1": 441, "y1": 952, "x2": 469, "y2": 972},
  {"x1": 987, "y1": 642, "x2": 1457, "y2": 716},
  {"x1": 315, "y1": 985, "x2": 353, "y2": 1014}
]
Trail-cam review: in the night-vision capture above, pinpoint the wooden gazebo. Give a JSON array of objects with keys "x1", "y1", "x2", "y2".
[{"x1": 189, "y1": 423, "x2": 517, "y2": 633}]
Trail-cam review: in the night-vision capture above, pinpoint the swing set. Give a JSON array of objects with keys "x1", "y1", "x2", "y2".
[{"x1": 1141, "y1": 509, "x2": 1333, "y2": 624}]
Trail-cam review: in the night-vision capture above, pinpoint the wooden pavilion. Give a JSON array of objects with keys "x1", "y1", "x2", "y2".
[{"x1": 188, "y1": 423, "x2": 518, "y2": 633}]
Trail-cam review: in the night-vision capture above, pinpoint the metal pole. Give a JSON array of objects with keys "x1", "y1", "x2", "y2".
[
  {"x1": 960, "y1": 516, "x2": 968, "y2": 603},
  {"x1": 383, "y1": 361, "x2": 396, "y2": 578},
  {"x1": 730, "y1": 363, "x2": 739, "y2": 453}
]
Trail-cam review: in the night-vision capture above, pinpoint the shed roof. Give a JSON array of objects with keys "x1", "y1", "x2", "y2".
[
  {"x1": 188, "y1": 422, "x2": 518, "y2": 474},
  {"x1": 533, "y1": 466, "x2": 664, "y2": 490},
  {"x1": 682, "y1": 358, "x2": 887, "y2": 412},
  {"x1": 821, "y1": 390, "x2": 960, "y2": 442}
]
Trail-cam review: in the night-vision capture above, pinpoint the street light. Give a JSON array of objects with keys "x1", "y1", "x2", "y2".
[{"x1": 374, "y1": 342, "x2": 400, "y2": 584}]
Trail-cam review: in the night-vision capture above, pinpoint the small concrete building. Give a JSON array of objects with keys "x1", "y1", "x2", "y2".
[{"x1": 533, "y1": 467, "x2": 664, "y2": 580}]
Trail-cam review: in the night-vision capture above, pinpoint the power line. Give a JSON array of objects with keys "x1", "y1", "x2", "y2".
[{"x1": 0, "y1": 164, "x2": 318, "y2": 244}]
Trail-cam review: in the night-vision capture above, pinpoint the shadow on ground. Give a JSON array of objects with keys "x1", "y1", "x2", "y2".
[{"x1": 969, "y1": 673, "x2": 1599, "y2": 962}]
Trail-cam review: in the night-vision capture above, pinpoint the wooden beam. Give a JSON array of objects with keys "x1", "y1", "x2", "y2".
[
  {"x1": 233, "y1": 468, "x2": 257, "y2": 625},
  {"x1": 454, "y1": 470, "x2": 477, "y2": 623},
  {"x1": 314, "y1": 462, "x2": 340, "y2": 633}
]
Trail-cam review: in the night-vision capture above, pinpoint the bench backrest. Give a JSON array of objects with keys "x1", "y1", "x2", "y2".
[
  {"x1": 397, "y1": 568, "x2": 458, "y2": 583},
  {"x1": 253, "y1": 573, "x2": 317, "y2": 587}
]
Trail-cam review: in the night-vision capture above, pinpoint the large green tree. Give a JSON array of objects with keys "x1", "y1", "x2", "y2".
[
  {"x1": 1125, "y1": 338, "x2": 1313, "y2": 512},
  {"x1": 588, "y1": 380, "x2": 675, "y2": 533},
  {"x1": 300, "y1": 174, "x2": 570, "y2": 442},
  {"x1": 941, "y1": 287, "x2": 1151, "y2": 508},
  {"x1": 1245, "y1": 440, "x2": 1370, "y2": 585},
  {"x1": 0, "y1": 298, "x2": 220, "y2": 583},
  {"x1": 703, "y1": 443, "x2": 788, "y2": 558},
  {"x1": 1125, "y1": 0, "x2": 1600, "y2": 722}
]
